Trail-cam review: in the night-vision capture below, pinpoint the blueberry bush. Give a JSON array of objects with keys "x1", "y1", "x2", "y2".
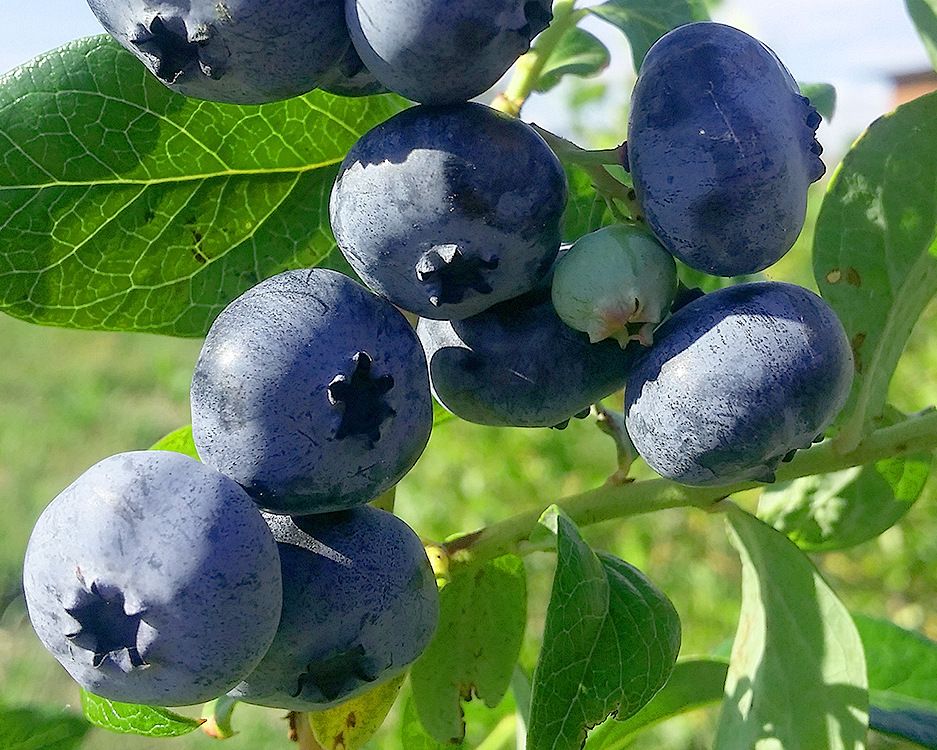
[{"x1": 2, "y1": 1, "x2": 937, "y2": 749}]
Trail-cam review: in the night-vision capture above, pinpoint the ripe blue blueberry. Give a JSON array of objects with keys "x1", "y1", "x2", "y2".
[
  {"x1": 22, "y1": 451, "x2": 283, "y2": 706},
  {"x1": 625, "y1": 282, "x2": 854, "y2": 486},
  {"x1": 418, "y1": 280, "x2": 640, "y2": 428},
  {"x1": 230, "y1": 506, "x2": 438, "y2": 710},
  {"x1": 346, "y1": 0, "x2": 552, "y2": 104},
  {"x1": 627, "y1": 22, "x2": 826, "y2": 276},
  {"x1": 85, "y1": 0, "x2": 348, "y2": 103},
  {"x1": 190, "y1": 269, "x2": 433, "y2": 515},
  {"x1": 330, "y1": 103, "x2": 567, "y2": 320}
]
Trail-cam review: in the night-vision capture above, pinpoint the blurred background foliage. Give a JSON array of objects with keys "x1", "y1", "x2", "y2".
[{"x1": 2, "y1": 15, "x2": 937, "y2": 749}]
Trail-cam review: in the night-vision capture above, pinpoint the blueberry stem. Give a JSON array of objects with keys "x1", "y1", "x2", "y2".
[
  {"x1": 593, "y1": 401, "x2": 637, "y2": 483},
  {"x1": 492, "y1": 0, "x2": 584, "y2": 117},
  {"x1": 200, "y1": 695, "x2": 238, "y2": 739},
  {"x1": 441, "y1": 407, "x2": 937, "y2": 568}
]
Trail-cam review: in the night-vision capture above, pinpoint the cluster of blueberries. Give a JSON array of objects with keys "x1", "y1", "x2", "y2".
[{"x1": 23, "y1": 0, "x2": 856, "y2": 719}]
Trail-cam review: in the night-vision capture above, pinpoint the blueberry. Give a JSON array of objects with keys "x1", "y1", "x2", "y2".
[
  {"x1": 417, "y1": 279, "x2": 640, "y2": 428},
  {"x1": 190, "y1": 269, "x2": 433, "y2": 515},
  {"x1": 551, "y1": 224, "x2": 678, "y2": 347},
  {"x1": 330, "y1": 103, "x2": 567, "y2": 320},
  {"x1": 22, "y1": 451, "x2": 282, "y2": 706},
  {"x1": 346, "y1": 0, "x2": 552, "y2": 104},
  {"x1": 628, "y1": 23, "x2": 826, "y2": 276},
  {"x1": 85, "y1": 0, "x2": 348, "y2": 103},
  {"x1": 230, "y1": 506, "x2": 438, "y2": 710},
  {"x1": 624, "y1": 282, "x2": 854, "y2": 486},
  {"x1": 318, "y1": 44, "x2": 388, "y2": 97}
]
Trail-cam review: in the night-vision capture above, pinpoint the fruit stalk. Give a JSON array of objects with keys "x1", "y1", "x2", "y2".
[
  {"x1": 443, "y1": 408, "x2": 937, "y2": 567},
  {"x1": 493, "y1": 0, "x2": 582, "y2": 116}
]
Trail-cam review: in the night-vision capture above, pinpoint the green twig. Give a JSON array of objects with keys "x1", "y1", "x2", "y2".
[
  {"x1": 492, "y1": 0, "x2": 583, "y2": 117},
  {"x1": 441, "y1": 408, "x2": 937, "y2": 568},
  {"x1": 201, "y1": 696, "x2": 238, "y2": 739}
]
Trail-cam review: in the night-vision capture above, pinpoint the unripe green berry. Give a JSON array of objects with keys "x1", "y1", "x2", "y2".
[{"x1": 551, "y1": 224, "x2": 678, "y2": 347}]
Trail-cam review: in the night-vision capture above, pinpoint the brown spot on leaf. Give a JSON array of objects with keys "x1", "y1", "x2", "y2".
[
  {"x1": 332, "y1": 731, "x2": 346, "y2": 750},
  {"x1": 826, "y1": 268, "x2": 842, "y2": 284},
  {"x1": 845, "y1": 267, "x2": 861, "y2": 287},
  {"x1": 851, "y1": 332, "x2": 866, "y2": 373},
  {"x1": 346, "y1": 712, "x2": 356, "y2": 729}
]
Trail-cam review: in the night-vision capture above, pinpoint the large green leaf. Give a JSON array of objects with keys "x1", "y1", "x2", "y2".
[
  {"x1": 813, "y1": 92, "x2": 937, "y2": 448},
  {"x1": 80, "y1": 690, "x2": 204, "y2": 737},
  {"x1": 308, "y1": 673, "x2": 406, "y2": 750},
  {"x1": 400, "y1": 697, "x2": 448, "y2": 750},
  {"x1": 0, "y1": 705, "x2": 89, "y2": 750},
  {"x1": 856, "y1": 614, "x2": 937, "y2": 747},
  {"x1": 0, "y1": 37, "x2": 404, "y2": 335},
  {"x1": 589, "y1": 0, "x2": 709, "y2": 72},
  {"x1": 410, "y1": 555, "x2": 527, "y2": 744},
  {"x1": 715, "y1": 508, "x2": 868, "y2": 750},
  {"x1": 527, "y1": 509, "x2": 681, "y2": 750},
  {"x1": 758, "y1": 451, "x2": 933, "y2": 551},
  {"x1": 536, "y1": 28, "x2": 610, "y2": 93},
  {"x1": 907, "y1": 0, "x2": 937, "y2": 71},
  {"x1": 585, "y1": 659, "x2": 729, "y2": 749}
]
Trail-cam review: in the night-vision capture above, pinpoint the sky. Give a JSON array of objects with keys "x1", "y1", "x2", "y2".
[{"x1": 0, "y1": 1, "x2": 932, "y2": 153}]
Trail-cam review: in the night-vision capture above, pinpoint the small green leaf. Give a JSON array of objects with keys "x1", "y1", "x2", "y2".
[
  {"x1": 150, "y1": 424, "x2": 199, "y2": 459},
  {"x1": 410, "y1": 555, "x2": 527, "y2": 744},
  {"x1": 585, "y1": 659, "x2": 729, "y2": 749},
  {"x1": 589, "y1": 0, "x2": 709, "y2": 72},
  {"x1": 80, "y1": 689, "x2": 204, "y2": 737},
  {"x1": 759, "y1": 449, "x2": 932, "y2": 551},
  {"x1": 856, "y1": 614, "x2": 937, "y2": 747},
  {"x1": 715, "y1": 508, "x2": 868, "y2": 750},
  {"x1": 308, "y1": 673, "x2": 406, "y2": 750},
  {"x1": 562, "y1": 165, "x2": 613, "y2": 242},
  {"x1": 432, "y1": 400, "x2": 455, "y2": 427},
  {"x1": 527, "y1": 512, "x2": 681, "y2": 750},
  {"x1": 0, "y1": 37, "x2": 405, "y2": 336},
  {"x1": 813, "y1": 92, "x2": 937, "y2": 448},
  {"x1": 907, "y1": 0, "x2": 937, "y2": 71},
  {"x1": 400, "y1": 697, "x2": 448, "y2": 750},
  {"x1": 0, "y1": 705, "x2": 90, "y2": 750},
  {"x1": 799, "y1": 82, "x2": 838, "y2": 121},
  {"x1": 536, "y1": 28, "x2": 611, "y2": 92}
]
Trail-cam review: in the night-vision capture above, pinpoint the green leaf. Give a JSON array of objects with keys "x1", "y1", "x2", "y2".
[
  {"x1": 562, "y1": 165, "x2": 613, "y2": 242},
  {"x1": 0, "y1": 705, "x2": 90, "y2": 750},
  {"x1": 589, "y1": 0, "x2": 709, "y2": 72},
  {"x1": 715, "y1": 508, "x2": 868, "y2": 750},
  {"x1": 308, "y1": 673, "x2": 405, "y2": 750},
  {"x1": 585, "y1": 659, "x2": 729, "y2": 749},
  {"x1": 527, "y1": 510, "x2": 681, "y2": 750},
  {"x1": 537, "y1": 28, "x2": 611, "y2": 93},
  {"x1": 149, "y1": 424, "x2": 199, "y2": 459},
  {"x1": 758, "y1": 450, "x2": 932, "y2": 551},
  {"x1": 80, "y1": 689, "x2": 204, "y2": 737},
  {"x1": 400, "y1": 696, "x2": 448, "y2": 750},
  {"x1": 0, "y1": 37, "x2": 405, "y2": 336},
  {"x1": 410, "y1": 555, "x2": 527, "y2": 744},
  {"x1": 432, "y1": 400, "x2": 455, "y2": 427},
  {"x1": 800, "y1": 82, "x2": 838, "y2": 121},
  {"x1": 907, "y1": 0, "x2": 937, "y2": 71},
  {"x1": 856, "y1": 614, "x2": 937, "y2": 747},
  {"x1": 813, "y1": 92, "x2": 937, "y2": 448}
]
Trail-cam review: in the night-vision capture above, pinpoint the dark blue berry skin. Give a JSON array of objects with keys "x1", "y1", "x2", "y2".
[
  {"x1": 22, "y1": 451, "x2": 282, "y2": 706},
  {"x1": 417, "y1": 282, "x2": 640, "y2": 428},
  {"x1": 230, "y1": 506, "x2": 438, "y2": 710},
  {"x1": 624, "y1": 282, "x2": 854, "y2": 486},
  {"x1": 346, "y1": 0, "x2": 552, "y2": 104},
  {"x1": 190, "y1": 269, "x2": 433, "y2": 515},
  {"x1": 86, "y1": 0, "x2": 348, "y2": 104},
  {"x1": 330, "y1": 103, "x2": 567, "y2": 320},
  {"x1": 318, "y1": 44, "x2": 388, "y2": 97},
  {"x1": 628, "y1": 23, "x2": 826, "y2": 276}
]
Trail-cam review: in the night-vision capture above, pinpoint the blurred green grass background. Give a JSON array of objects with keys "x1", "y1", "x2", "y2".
[{"x1": 1, "y1": 180, "x2": 935, "y2": 749}]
